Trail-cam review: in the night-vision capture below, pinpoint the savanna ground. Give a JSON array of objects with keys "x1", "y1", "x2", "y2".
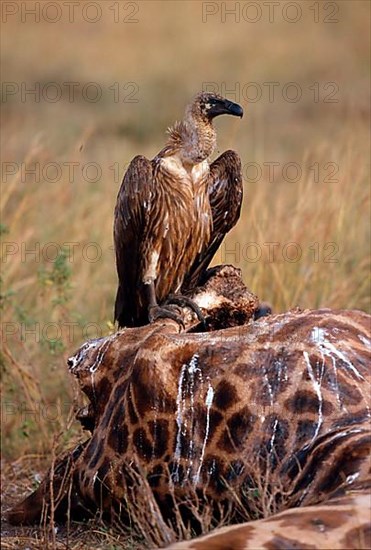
[{"x1": 1, "y1": 1, "x2": 370, "y2": 548}]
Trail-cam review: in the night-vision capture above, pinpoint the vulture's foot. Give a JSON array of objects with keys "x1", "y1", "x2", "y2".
[
  {"x1": 165, "y1": 294, "x2": 206, "y2": 328},
  {"x1": 148, "y1": 304, "x2": 185, "y2": 329}
]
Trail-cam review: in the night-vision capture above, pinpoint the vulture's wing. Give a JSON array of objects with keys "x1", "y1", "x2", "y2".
[
  {"x1": 114, "y1": 155, "x2": 153, "y2": 327},
  {"x1": 182, "y1": 150, "x2": 243, "y2": 291}
]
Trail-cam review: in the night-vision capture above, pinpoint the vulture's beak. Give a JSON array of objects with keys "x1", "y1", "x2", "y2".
[{"x1": 208, "y1": 98, "x2": 244, "y2": 119}]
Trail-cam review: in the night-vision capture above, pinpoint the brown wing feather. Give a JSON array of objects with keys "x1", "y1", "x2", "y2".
[
  {"x1": 182, "y1": 150, "x2": 243, "y2": 291},
  {"x1": 114, "y1": 155, "x2": 154, "y2": 327}
]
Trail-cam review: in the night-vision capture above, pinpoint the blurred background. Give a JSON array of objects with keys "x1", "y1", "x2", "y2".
[{"x1": 1, "y1": 1, "x2": 370, "y2": 459}]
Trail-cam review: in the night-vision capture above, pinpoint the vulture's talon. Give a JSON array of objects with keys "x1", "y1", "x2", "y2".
[
  {"x1": 148, "y1": 305, "x2": 185, "y2": 329},
  {"x1": 165, "y1": 294, "x2": 206, "y2": 328}
]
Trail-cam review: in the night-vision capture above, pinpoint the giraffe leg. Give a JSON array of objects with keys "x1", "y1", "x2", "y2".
[{"x1": 7, "y1": 444, "x2": 88, "y2": 525}]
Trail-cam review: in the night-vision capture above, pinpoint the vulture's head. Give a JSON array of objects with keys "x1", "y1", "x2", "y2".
[
  {"x1": 186, "y1": 92, "x2": 244, "y2": 124},
  {"x1": 170, "y1": 92, "x2": 243, "y2": 165}
]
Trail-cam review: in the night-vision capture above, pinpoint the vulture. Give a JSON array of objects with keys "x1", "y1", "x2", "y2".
[{"x1": 114, "y1": 91, "x2": 244, "y2": 328}]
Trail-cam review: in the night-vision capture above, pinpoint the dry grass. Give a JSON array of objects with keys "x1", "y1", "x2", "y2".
[
  {"x1": 1, "y1": 1, "x2": 370, "y2": 548},
  {"x1": 1, "y1": 452, "x2": 288, "y2": 549}
]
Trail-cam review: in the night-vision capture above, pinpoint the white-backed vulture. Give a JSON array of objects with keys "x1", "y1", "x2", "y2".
[{"x1": 114, "y1": 92, "x2": 243, "y2": 327}]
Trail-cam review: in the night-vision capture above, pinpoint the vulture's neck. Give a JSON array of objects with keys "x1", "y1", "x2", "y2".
[{"x1": 165, "y1": 116, "x2": 217, "y2": 166}]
